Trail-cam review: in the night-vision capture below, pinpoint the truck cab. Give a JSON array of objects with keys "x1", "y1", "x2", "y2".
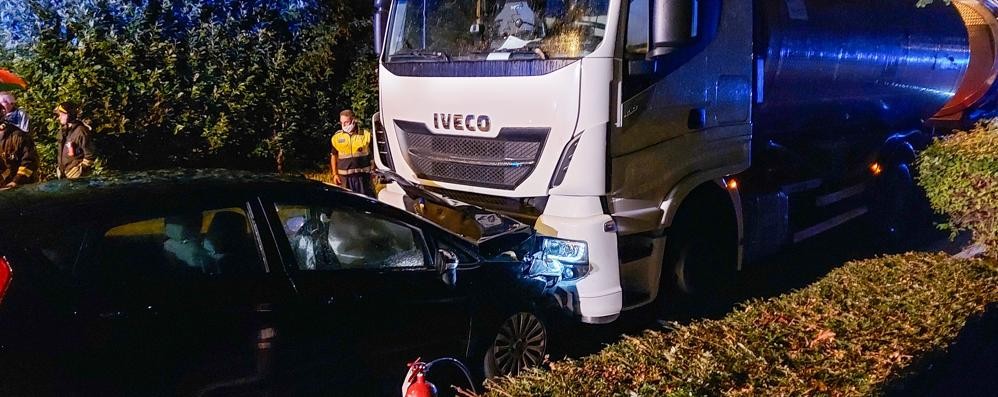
[{"x1": 371, "y1": 0, "x2": 998, "y2": 324}]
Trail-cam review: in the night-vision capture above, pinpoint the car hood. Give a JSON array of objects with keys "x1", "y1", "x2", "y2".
[{"x1": 379, "y1": 171, "x2": 534, "y2": 257}]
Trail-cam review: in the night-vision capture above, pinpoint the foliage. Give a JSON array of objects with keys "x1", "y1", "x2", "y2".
[
  {"x1": 0, "y1": 0, "x2": 377, "y2": 177},
  {"x1": 916, "y1": 0, "x2": 951, "y2": 7},
  {"x1": 917, "y1": 119, "x2": 998, "y2": 255},
  {"x1": 485, "y1": 254, "x2": 998, "y2": 396}
]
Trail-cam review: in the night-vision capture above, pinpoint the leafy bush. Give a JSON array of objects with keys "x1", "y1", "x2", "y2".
[
  {"x1": 485, "y1": 254, "x2": 998, "y2": 396},
  {"x1": 0, "y1": 0, "x2": 377, "y2": 177},
  {"x1": 917, "y1": 119, "x2": 998, "y2": 255}
]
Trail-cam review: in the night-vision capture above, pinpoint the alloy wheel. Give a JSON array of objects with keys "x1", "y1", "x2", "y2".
[{"x1": 485, "y1": 312, "x2": 547, "y2": 377}]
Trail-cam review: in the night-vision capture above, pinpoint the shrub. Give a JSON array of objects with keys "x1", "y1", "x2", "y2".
[
  {"x1": 0, "y1": 0, "x2": 376, "y2": 175},
  {"x1": 484, "y1": 254, "x2": 998, "y2": 396},
  {"x1": 917, "y1": 119, "x2": 998, "y2": 255}
]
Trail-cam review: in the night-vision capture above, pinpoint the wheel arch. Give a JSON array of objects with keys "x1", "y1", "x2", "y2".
[{"x1": 660, "y1": 173, "x2": 744, "y2": 270}]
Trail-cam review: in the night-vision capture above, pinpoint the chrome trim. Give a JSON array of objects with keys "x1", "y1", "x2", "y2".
[
  {"x1": 407, "y1": 148, "x2": 537, "y2": 167},
  {"x1": 580, "y1": 313, "x2": 619, "y2": 325}
]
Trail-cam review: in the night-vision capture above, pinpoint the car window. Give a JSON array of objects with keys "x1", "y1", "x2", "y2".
[
  {"x1": 9, "y1": 222, "x2": 89, "y2": 275},
  {"x1": 95, "y1": 207, "x2": 265, "y2": 280},
  {"x1": 274, "y1": 203, "x2": 426, "y2": 271}
]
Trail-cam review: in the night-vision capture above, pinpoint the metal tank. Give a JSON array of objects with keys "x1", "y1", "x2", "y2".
[
  {"x1": 932, "y1": 0, "x2": 998, "y2": 126},
  {"x1": 754, "y1": 0, "x2": 971, "y2": 136}
]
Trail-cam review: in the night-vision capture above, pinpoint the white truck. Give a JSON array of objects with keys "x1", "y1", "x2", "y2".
[{"x1": 370, "y1": 0, "x2": 998, "y2": 324}]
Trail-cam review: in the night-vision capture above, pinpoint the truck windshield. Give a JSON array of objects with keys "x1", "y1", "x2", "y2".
[{"x1": 385, "y1": 0, "x2": 610, "y2": 62}]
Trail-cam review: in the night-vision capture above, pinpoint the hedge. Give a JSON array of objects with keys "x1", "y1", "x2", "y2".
[
  {"x1": 1, "y1": 0, "x2": 377, "y2": 175},
  {"x1": 484, "y1": 254, "x2": 997, "y2": 396},
  {"x1": 917, "y1": 119, "x2": 998, "y2": 256}
]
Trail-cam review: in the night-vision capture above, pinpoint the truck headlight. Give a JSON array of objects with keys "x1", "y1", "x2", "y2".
[{"x1": 525, "y1": 237, "x2": 590, "y2": 285}]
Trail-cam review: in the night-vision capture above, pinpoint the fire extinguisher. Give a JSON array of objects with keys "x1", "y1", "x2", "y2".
[
  {"x1": 402, "y1": 359, "x2": 437, "y2": 397},
  {"x1": 401, "y1": 357, "x2": 476, "y2": 397}
]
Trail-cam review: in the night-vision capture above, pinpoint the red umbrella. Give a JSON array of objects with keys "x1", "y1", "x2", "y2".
[{"x1": 0, "y1": 69, "x2": 27, "y2": 91}]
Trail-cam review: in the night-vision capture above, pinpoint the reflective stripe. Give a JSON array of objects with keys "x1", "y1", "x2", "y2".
[
  {"x1": 337, "y1": 166, "x2": 372, "y2": 176},
  {"x1": 16, "y1": 167, "x2": 32, "y2": 177},
  {"x1": 336, "y1": 152, "x2": 366, "y2": 160},
  {"x1": 331, "y1": 129, "x2": 373, "y2": 174},
  {"x1": 336, "y1": 156, "x2": 372, "y2": 171},
  {"x1": 81, "y1": 159, "x2": 93, "y2": 167}
]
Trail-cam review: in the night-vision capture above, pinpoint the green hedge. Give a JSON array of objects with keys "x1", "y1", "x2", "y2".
[
  {"x1": 917, "y1": 119, "x2": 998, "y2": 256},
  {"x1": 485, "y1": 254, "x2": 997, "y2": 396},
  {"x1": 1, "y1": 0, "x2": 377, "y2": 175}
]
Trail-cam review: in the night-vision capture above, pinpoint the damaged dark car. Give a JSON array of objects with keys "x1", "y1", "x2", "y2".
[{"x1": 0, "y1": 170, "x2": 585, "y2": 396}]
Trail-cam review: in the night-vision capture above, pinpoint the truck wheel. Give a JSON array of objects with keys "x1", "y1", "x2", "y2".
[
  {"x1": 869, "y1": 162, "x2": 930, "y2": 251},
  {"x1": 660, "y1": 191, "x2": 739, "y2": 317},
  {"x1": 482, "y1": 311, "x2": 548, "y2": 378}
]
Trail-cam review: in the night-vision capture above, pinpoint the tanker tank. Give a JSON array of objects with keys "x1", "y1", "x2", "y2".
[
  {"x1": 931, "y1": 0, "x2": 998, "y2": 128},
  {"x1": 754, "y1": 0, "x2": 971, "y2": 137}
]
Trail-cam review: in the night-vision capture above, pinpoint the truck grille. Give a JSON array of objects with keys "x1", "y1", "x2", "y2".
[{"x1": 394, "y1": 120, "x2": 549, "y2": 190}]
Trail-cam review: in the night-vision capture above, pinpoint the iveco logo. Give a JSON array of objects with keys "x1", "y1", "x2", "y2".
[{"x1": 433, "y1": 113, "x2": 492, "y2": 132}]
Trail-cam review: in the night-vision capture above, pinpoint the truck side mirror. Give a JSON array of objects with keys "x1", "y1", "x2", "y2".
[
  {"x1": 373, "y1": 0, "x2": 389, "y2": 55},
  {"x1": 648, "y1": 0, "x2": 698, "y2": 59},
  {"x1": 435, "y1": 249, "x2": 459, "y2": 287}
]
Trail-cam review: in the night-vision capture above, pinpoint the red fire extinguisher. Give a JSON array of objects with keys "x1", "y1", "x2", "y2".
[
  {"x1": 402, "y1": 356, "x2": 477, "y2": 397},
  {"x1": 402, "y1": 358, "x2": 437, "y2": 397}
]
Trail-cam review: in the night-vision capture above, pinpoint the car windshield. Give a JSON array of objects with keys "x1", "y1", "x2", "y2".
[{"x1": 385, "y1": 0, "x2": 610, "y2": 62}]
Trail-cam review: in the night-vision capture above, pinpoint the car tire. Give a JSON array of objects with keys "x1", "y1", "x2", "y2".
[{"x1": 480, "y1": 311, "x2": 548, "y2": 379}]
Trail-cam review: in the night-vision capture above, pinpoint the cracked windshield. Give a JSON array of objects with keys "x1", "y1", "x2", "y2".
[{"x1": 385, "y1": 0, "x2": 610, "y2": 62}]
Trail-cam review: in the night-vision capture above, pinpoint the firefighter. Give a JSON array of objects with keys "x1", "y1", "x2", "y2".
[
  {"x1": 0, "y1": 107, "x2": 38, "y2": 189},
  {"x1": 0, "y1": 92, "x2": 30, "y2": 133},
  {"x1": 54, "y1": 102, "x2": 96, "y2": 179},
  {"x1": 330, "y1": 109, "x2": 375, "y2": 197}
]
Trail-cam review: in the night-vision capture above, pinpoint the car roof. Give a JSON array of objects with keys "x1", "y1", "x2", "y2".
[
  {"x1": 0, "y1": 169, "x2": 336, "y2": 219},
  {"x1": 0, "y1": 169, "x2": 533, "y2": 258}
]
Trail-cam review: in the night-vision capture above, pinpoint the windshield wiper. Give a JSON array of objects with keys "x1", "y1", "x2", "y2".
[{"x1": 388, "y1": 49, "x2": 451, "y2": 62}]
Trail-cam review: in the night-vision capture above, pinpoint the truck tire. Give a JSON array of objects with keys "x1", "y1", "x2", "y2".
[
  {"x1": 660, "y1": 189, "x2": 739, "y2": 317},
  {"x1": 869, "y1": 162, "x2": 932, "y2": 251}
]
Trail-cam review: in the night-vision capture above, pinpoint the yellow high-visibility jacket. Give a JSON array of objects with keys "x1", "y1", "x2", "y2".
[{"x1": 330, "y1": 129, "x2": 372, "y2": 176}]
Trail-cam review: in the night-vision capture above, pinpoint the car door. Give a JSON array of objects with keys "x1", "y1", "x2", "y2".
[
  {"x1": 259, "y1": 189, "x2": 472, "y2": 395},
  {"x1": 69, "y1": 196, "x2": 292, "y2": 395}
]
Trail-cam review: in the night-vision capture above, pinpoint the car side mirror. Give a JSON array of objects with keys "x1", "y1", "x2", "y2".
[
  {"x1": 435, "y1": 249, "x2": 459, "y2": 287},
  {"x1": 648, "y1": 0, "x2": 698, "y2": 59}
]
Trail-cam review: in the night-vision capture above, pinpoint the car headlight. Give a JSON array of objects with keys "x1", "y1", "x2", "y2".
[{"x1": 525, "y1": 237, "x2": 590, "y2": 285}]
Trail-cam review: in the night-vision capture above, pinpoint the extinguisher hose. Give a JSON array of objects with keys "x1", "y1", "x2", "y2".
[{"x1": 425, "y1": 357, "x2": 478, "y2": 394}]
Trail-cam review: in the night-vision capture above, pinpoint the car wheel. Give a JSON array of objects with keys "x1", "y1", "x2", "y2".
[{"x1": 483, "y1": 311, "x2": 547, "y2": 378}]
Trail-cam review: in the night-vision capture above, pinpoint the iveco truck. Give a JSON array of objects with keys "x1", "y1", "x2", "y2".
[{"x1": 370, "y1": 0, "x2": 998, "y2": 324}]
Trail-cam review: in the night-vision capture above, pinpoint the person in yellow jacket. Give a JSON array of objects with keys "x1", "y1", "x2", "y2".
[{"x1": 330, "y1": 109, "x2": 374, "y2": 197}]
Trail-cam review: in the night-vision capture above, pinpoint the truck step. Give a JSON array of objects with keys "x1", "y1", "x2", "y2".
[
  {"x1": 622, "y1": 291, "x2": 654, "y2": 310},
  {"x1": 780, "y1": 178, "x2": 822, "y2": 194},
  {"x1": 815, "y1": 183, "x2": 867, "y2": 207},
  {"x1": 793, "y1": 206, "x2": 868, "y2": 243}
]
